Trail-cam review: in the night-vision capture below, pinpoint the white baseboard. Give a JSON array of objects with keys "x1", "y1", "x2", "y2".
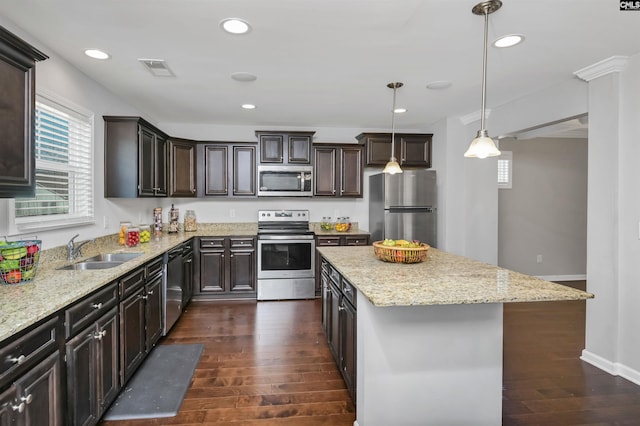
[
  {"x1": 537, "y1": 274, "x2": 587, "y2": 282},
  {"x1": 581, "y1": 349, "x2": 640, "y2": 386}
]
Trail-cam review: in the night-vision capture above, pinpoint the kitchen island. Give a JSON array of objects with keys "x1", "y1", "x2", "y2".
[{"x1": 317, "y1": 245, "x2": 593, "y2": 426}]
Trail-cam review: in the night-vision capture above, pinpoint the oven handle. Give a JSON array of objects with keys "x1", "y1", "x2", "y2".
[{"x1": 258, "y1": 234, "x2": 314, "y2": 241}]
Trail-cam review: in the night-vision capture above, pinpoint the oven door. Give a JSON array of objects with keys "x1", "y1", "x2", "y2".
[{"x1": 257, "y1": 236, "x2": 315, "y2": 279}]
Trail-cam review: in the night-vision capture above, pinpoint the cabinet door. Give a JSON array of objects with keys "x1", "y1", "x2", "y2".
[
  {"x1": 154, "y1": 134, "x2": 168, "y2": 196},
  {"x1": 259, "y1": 134, "x2": 283, "y2": 163},
  {"x1": 0, "y1": 386, "x2": 15, "y2": 426},
  {"x1": 399, "y1": 134, "x2": 432, "y2": 168},
  {"x1": 232, "y1": 145, "x2": 256, "y2": 196},
  {"x1": 15, "y1": 351, "x2": 62, "y2": 426},
  {"x1": 66, "y1": 327, "x2": 96, "y2": 426},
  {"x1": 229, "y1": 249, "x2": 256, "y2": 293},
  {"x1": 96, "y1": 308, "x2": 119, "y2": 416},
  {"x1": 363, "y1": 135, "x2": 394, "y2": 166},
  {"x1": 288, "y1": 135, "x2": 311, "y2": 164},
  {"x1": 119, "y1": 287, "x2": 146, "y2": 384},
  {"x1": 200, "y1": 251, "x2": 226, "y2": 293},
  {"x1": 328, "y1": 282, "x2": 341, "y2": 360},
  {"x1": 182, "y1": 251, "x2": 194, "y2": 306},
  {"x1": 138, "y1": 126, "x2": 156, "y2": 196},
  {"x1": 169, "y1": 139, "x2": 196, "y2": 197},
  {"x1": 204, "y1": 145, "x2": 229, "y2": 196},
  {"x1": 341, "y1": 299, "x2": 357, "y2": 402},
  {"x1": 145, "y1": 275, "x2": 164, "y2": 351},
  {"x1": 313, "y1": 147, "x2": 337, "y2": 196},
  {"x1": 0, "y1": 28, "x2": 46, "y2": 198},
  {"x1": 321, "y1": 266, "x2": 330, "y2": 335},
  {"x1": 340, "y1": 146, "x2": 363, "y2": 197}
]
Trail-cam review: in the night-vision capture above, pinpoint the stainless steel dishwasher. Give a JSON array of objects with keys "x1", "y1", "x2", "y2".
[{"x1": 163, "y1": 246, "x2": 183, "y2": 335}]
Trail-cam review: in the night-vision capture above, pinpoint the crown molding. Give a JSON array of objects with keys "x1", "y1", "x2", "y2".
[
  {"x1": 459, "y1": 108, "x2": 491, "y2": 126},
  {"x1": 574, "y1": 56, "x2": 628, "y2": 82}
]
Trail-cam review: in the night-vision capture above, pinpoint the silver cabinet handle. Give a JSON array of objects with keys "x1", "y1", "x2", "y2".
[
  {"x1": 92, "y1": 302, "x2": 102, "y2": 309},
  {"x1": 10, "y1": 355, "x2": 26, "y2": 365},
  {"x1": 147, "y1": 290, "x2": 154, "y2": 295},
  {"x1": 20, "y1": 394, "x2": 33, "y2": 405},
  {"x1": 94, "y1": 330, "x2": 107, "y2": 340},
  {"x1": 11, "y1": 402, "x2": 25, "y2": 413}
]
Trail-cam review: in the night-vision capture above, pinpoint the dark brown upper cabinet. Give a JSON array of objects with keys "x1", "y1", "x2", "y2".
[
  {"x1": 256, "y1": 131, "x2": 315, "y2": 164},
  {"x1": 356, "y1": 133, "x2": 433, "y2": 169},
  {"x1": 0, "y1": 26, "x2": 48, "y2": 198},
  {"x1": 313, "y1": 144, "x2": 363, "y2": 198},
  {"x1": 168, "y1": 138, "x2": 197, "y2": 197},
  {"x1": 198, "y1": 143, "x2": 256, "y2": 197},
  {"x1": 104, "y1": 116, "x2": 168, "y2": 198}
]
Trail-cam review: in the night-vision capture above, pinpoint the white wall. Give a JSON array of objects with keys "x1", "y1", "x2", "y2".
[{"x1": 498, "y1": 137, "x2": 588, "y2": 277}]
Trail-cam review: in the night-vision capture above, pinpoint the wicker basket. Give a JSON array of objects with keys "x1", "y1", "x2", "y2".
[
  {"x1": 0, "y1": 240, "x2": 42, "y2": 284},
  {"x1": 373, "y1": 241, "x2": 430, "y2": 264}
]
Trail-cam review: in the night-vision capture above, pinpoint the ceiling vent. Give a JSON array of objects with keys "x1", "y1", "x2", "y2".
[{"x1": 138, "y1": 59, "x2": 174, "y2": 77}]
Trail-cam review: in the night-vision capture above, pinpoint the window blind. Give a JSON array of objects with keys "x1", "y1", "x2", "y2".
[
  {"x1": 15, "y1": 94, "x2": 93, "y2": 226},
  {"x1": 497, "y1": 151, "x2": 512, "y2": 189}
]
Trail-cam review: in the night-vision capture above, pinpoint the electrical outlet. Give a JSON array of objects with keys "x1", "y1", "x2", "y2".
[
  {"x1": 230, "y1": 209, "x2": 236, "y2": 218},
  {"x1": 103, "y1": 216, "x2": 109, "y2": 229},
  {"x1": 536, "y1": 254, "x2": 543, "y2": 264}
]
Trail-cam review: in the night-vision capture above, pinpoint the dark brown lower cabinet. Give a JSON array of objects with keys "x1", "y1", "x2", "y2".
[
  {"x1": 321, "y1": 258, "x2": 357, "y2": 403},
  {"x1": 65, "y1": 307, "x2": 118, "y2": 426},
  {"x1": 193, "y1": 237, "x2": 256, "y2": 299},
  {"x1": 315, "y1": 234, "x2": 369, "y2": 295},
  {"x1": 0, "y1": 351, "x2": 62, "y2": 425}
]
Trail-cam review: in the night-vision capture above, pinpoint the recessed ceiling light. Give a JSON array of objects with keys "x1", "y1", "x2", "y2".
[
  {"x1": 220, "y1": 18, "x2": 252, "y2": 35},
  {"x1": 426, "y1": 80, "x2": 452, "y2": 90},
  {"x1": 493, "y1": 34, "x2": 525, "y2": 48},
  {"x1": 84, "y1": 48, "x2": 110, "y2": 60},
  {"x1": 242, "y1": 104, "x2": 256, "y2": 110},
  {"x1": 394, "y1": 108, "x2": 407, "y2": 114},
  {"x1": 231, "y1": 72, "x2": 257, "y2": 82}
]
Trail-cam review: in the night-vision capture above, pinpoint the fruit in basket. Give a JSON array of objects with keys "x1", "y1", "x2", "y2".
[
  {"x1": 0, "y1": 259, "x2": 19, "y2": 272},
  {"x1": 2, "y1": 247, "x2": 27, "y2": 260},
  {"x1": 382, "y1": 239, "x2": 396, "y2": 247},
  {"x1": 26, "y1": 243, "x2": 40, "y2": 255},
  {"x1": 381, "y1": 239, "x2": 423, "y2": 248},
  {"x1": 4, "y1": 270, "x2": 22, "y2": 284}
]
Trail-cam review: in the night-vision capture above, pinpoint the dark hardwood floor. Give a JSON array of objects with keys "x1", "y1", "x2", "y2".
[{"x1": 101, "y1": 281, "x2": 640, "y2": 425}]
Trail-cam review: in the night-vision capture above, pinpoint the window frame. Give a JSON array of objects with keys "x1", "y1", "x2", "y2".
[{"x1": 11, "y1": 90, "x2": 95, "y2": 233}]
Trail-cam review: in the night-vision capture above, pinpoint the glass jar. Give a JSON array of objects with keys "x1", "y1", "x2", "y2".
[
  {"x1": 139, "y1": 224, "x2": 151, "y2": 243},
  {"x1": 125, "y1": 225, "x2": 140, "y2": 247},
  {"x1": 119, "y1": 221, "x2": 132, "y2": 245},
  {"x1": 153, "y1": 207, "x2": 163, "y2": 236},
  {"x1": 168, "y1": 204, "x2": 179, "y2": 234},
  {"x1": 184, "y1": 210, "x2": 197, "y2": 232},
  {"x1": 320, "y1": 217, "x2": 333, "y2": 231}
]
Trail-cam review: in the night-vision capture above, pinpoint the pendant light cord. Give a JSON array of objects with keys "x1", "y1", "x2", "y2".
[
  {"x1": 480, "y1": 9, "x2": 489, "y2": 132},
  {"x1": 390, "y1": 85, "x2": 397, "y2": 159}
]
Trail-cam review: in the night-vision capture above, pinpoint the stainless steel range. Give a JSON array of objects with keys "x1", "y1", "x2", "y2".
[{"x1": 257, "y1": 209, "x2": 315, "y2": 300}]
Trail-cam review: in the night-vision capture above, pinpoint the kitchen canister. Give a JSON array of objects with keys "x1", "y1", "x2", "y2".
[{"x1": 184, "y1": 210, "x2": 197, "y2": 232}]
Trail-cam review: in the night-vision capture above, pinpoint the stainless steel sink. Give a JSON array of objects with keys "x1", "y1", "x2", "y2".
[
  {"x1": 57, "y1": 261, "x2": 125, "y2": 271},
  {"x1": 85, "y1": 252, "x2": 143, "y2": 262}
]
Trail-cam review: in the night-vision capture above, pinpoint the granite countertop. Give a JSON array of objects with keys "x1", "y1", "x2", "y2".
[
  {"x1": 0, "y1": 223, "x2": 258, "y2": 343},
  {"x1": 317, "y1": 246, "x2": 594, "y2": 307}
]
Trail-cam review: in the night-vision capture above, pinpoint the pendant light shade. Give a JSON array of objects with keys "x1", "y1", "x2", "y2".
[
  {"x1": 383, "y1": 82, "x2": 404, "y2": 174},
  {"x1": 464, "y1": 0, "x2": 502, "y2": 159}
]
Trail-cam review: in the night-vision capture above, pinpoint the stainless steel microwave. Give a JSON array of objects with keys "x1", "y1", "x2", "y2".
[{"x1": 257, "y1": 165, "x2": 313, "y2": 197}]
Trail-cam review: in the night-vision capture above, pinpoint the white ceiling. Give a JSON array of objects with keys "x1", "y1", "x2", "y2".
[{"x1": 1, "y1": 0, "x2": 638, "y2": 137}]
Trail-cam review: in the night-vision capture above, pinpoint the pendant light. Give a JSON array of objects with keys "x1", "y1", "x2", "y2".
[
  {"x1": 464, "y1": 0, "x2": 502, "y2": 159},
  {"x1": 383, "y1": 82, "x2": 403, "y2": 174}
]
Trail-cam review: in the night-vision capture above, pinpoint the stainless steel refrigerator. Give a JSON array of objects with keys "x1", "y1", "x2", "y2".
[{"x1": 369, "y1": 169, "x2": 437, "y2": 247}]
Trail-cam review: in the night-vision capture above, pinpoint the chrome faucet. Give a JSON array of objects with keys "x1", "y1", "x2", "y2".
[{"x1": 67, "y1": 234, "x2": 95, "y2": 262}]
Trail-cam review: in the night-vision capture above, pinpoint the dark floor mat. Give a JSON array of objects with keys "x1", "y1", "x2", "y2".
[{"x1": 102, "y1": 343, "x2": 204, "y2": 420}]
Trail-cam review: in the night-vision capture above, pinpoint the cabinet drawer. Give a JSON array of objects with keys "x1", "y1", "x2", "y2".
[
  {"x1": 119, "y1": 268, "x2": 145, "y2": 300},
  {"x1": 230, "y1": 237, "x2": 254, "y2": 249},
  {"x1": 65, "y1": 282, "x2": 118, "y2": 338},
  {"x1": 329, "y1": 266, "x2": 340, "y2": 285},
  {"x1": 342, "y1": 278, "x2": 357, "y2": 307},
  {"x1": 345, "y1": 235, "x2": 369, "y2": 246},
  {"x1": 0, "y1": 316, "x2": 58, "y2": 384},
  {"x1": 317, "y1": 236, "x2": 341, "y2": 246},
  {"x1": 146, "y1": 256, "x2": 163, "y2": 279},
  {"x1": 200, "y1": 238, "x2": 225, "y2": 249}
]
